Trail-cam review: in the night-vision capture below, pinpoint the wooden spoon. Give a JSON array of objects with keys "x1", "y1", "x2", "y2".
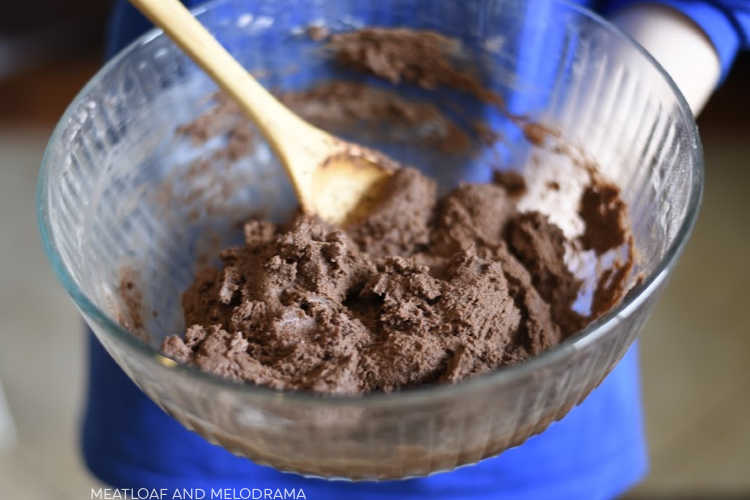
[{"x1": 129, "y1": 0, "x2": 395, "y2": 225}]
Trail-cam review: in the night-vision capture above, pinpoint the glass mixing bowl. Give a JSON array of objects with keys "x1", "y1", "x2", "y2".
[{"x1": 38, "y1": 0, "x2": 702, "y2": 480}]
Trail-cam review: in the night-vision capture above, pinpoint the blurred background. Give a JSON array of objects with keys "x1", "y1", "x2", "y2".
[{"x1": 0, "y1": 1, "x2": 748, "y2": 498}]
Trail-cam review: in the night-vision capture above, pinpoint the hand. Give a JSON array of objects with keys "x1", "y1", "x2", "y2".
[{"x1": 614, "y1": 3, "x2": 720, "y2": 115}]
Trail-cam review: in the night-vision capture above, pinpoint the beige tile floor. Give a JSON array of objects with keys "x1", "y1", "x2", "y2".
[
  {"x1": 626, "y1": 128, "x2": 750, "y2": 497},
  {"x1": 0, "y1": 128, "x2": 101, "y2": 499},
  {"x1": 0, "y1": 125, "x2": 748, "y2": 499}
]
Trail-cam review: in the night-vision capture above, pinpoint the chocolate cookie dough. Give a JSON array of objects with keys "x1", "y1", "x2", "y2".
[
  {"x1": 162, "y1": 168, "x2": 589, "y2": 394},
  {"x1": 155, "y1": 26, "x2": 635, "y2": 395}
]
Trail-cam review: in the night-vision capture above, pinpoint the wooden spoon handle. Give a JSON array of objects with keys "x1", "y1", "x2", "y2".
[{"x1": 129, "y1": 0, "x2": 325, "y2": 208}]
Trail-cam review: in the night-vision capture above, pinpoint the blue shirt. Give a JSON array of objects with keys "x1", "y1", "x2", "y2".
[{"x1": 86, "y1": 1, "x2": 748, "y2": 498}]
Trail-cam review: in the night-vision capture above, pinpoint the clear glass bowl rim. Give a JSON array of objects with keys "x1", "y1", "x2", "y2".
[{"x1": 37, "y1": 0, "x2": 704, "y2": 407}]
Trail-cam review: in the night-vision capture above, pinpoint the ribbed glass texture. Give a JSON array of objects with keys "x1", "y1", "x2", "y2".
[{"x1": 38, "y1": 0, "x2": 702, "y2": 479}]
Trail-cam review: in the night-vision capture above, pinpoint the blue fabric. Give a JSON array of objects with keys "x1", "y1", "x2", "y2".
[
  {"x1": 108, "y1": 0, "x2": 750, "y2": 80},
  {"x1": 83, "y1": 0, "x2": 743, "y2": 497}
]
